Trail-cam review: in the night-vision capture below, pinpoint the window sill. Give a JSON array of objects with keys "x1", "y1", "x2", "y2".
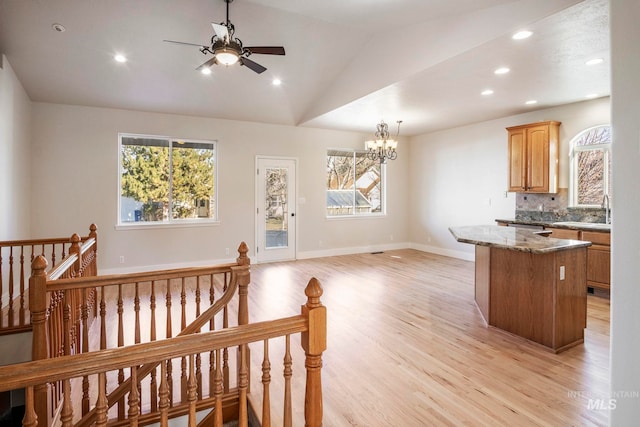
[{"x1": 115, "y1": 220, "x2": 221, "y2": 231}]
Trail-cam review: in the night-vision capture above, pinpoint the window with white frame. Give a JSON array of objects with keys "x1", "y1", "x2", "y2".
[
  {"x1": 119, "y1": 134, "x2": 217, "y2": 225},
  {"x1": 569, "y1": 125, "x2": 612, "y2": 207},
  {"x1": 326, "y1": 149, "x2": 384, "y2": 217}
]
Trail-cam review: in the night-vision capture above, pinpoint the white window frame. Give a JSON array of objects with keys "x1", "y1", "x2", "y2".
[
  {"x1": 569, "y1": 125, "x2": 612, "y2": 208},
  {"x1": 117, "y1": 133, "x2": 218, "y2": 229},
  {"x1": 326, "y1": 149, "x2": 386, "y2": 218}
]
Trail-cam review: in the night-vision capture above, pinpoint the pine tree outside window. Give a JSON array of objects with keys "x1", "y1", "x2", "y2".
[{"x1": 119, "y1": 134, "x2": 217, "y2": 226}]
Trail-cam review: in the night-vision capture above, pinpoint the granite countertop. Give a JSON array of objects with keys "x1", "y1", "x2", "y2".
[
  {"x1": 449, "y1": 225, "x2": 591, "y2": 254},
  {"x1": 495, "y1": 218, "x2": 611, "y2": 233}
]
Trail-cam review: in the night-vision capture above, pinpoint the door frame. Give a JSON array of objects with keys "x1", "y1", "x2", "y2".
[{"x1": 255, "y1": 156, "x2": 298, "y2": 263}]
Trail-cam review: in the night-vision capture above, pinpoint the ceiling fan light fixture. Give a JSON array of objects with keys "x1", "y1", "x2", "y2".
[{"x1": 216, "y1": 49, "x2": 240, "y2": 66}]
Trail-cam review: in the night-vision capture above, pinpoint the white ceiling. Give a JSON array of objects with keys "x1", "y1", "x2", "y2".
[{"x1": 0, "y1": 0, "x2": 609, "y2": 136}]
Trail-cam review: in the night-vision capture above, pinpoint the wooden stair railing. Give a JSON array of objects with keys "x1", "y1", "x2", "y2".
[
  {"x1": 0, "y1": 224, "x2": 97, "y2": 334},
  {"x1": 29, "y1": 242, "x2": 250, "y2": 427},
  {"x1": 0, "y1": 277, "x2": 326, "y2": 427}
]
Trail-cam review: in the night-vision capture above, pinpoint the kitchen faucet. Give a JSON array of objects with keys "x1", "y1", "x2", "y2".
[{"x1": 602, "y1": 194, "x2": 610, "y2": 224}]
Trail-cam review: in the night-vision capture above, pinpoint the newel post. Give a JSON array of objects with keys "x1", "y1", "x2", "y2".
[
  {"x1": 301, "y1": 278, "x2": 326, "y2": 427},
  {"x1": 69, "y1": 233, "x2": 81, "y2": 277},
  {"x1": 89, "y1": 223, "x2": 98, "y2": 275},
  {"x1": 235, "y1": 242, "x2": 252, "y2": 394},
  {"x1": 30, "y1": 255, "x2": 50, "y2": 426}
]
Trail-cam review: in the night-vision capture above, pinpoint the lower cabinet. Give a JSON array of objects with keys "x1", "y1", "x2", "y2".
[{"x1": 545, "y1": 227, "x2": 610, "y2": 291}]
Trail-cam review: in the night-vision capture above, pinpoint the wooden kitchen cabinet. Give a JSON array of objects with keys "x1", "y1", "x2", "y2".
[
  {"x1": 507, "y1": 121, "x2": 560, "y2": 193},
  {"x1": 582, "y1": 231, "x2": 611, "y2": 291}
]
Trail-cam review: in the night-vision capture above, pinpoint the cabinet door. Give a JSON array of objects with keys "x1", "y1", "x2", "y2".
[
  {"x1": 587, "y1": 246, "x2": 610, "y2": 289},
  {"x1": 545, "y1": 227, "x2": 580, "y2": 240},
  {"x1": 526, "y1": 125, "x2": 550, "y2": 192},
  {"x1": 508, "y1": 128, "x2": 526, "y2": 191}
]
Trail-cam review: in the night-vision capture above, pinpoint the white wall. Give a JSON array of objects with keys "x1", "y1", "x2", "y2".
[
  {"x1": 610, "y1": 0, "x2": 640, "y2": 424},
  {"x1": 408, "y1": 97, "x2": 610, "y2": 260},
  {"x1": 0, "y1": 55, "x2": 31, "y2": 240},
  {"x1": 30, "y1": 103, "x2": 410, "y2": 272}
]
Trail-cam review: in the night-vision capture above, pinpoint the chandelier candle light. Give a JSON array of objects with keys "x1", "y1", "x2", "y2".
[{"x1": 366, "y1": 120, "x2": 402, "y2": 163}]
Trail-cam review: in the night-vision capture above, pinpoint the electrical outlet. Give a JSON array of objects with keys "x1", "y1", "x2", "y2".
[
  {"x1": 119, "y1": 256, "x2": 125, "y2": 264},
  {"x1": 559, "y1": 265, "x2": 565, "y2": 280}
]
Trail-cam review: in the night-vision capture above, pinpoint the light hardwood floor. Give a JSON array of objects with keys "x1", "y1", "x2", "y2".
[{"x1": 246, "y1": 249, "x2": 610, "y2": 427}]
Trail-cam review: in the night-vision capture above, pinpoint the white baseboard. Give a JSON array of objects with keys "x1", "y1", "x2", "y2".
[
  {"x1": 296, "y1": 242, "x2": 412, "y2": 260},
  {"x1": 407, "y1": 243, "x2": 475, "y2": 262},
  {"x1": 100, "y1": 256, "x2": 238, "y2": 276}
]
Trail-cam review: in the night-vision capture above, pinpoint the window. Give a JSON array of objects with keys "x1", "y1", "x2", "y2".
[
  {"x1": 326, "y1": 149, "x2": 384, "y2": 217},
  {"x1": 569, "y1": 125, "x2": 612, "y2": 207},
  {"x1": 119, "y1": 134, "x2": 217, "y2": 225}
]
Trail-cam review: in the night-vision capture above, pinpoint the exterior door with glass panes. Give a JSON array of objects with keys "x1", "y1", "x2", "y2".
[{"x1": 256, "y1": 158, "x2": 296, "y2": 262}]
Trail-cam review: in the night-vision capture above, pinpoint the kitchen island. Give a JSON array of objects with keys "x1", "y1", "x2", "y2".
[{"x1": 449, "y1": 225, "x2": 591, "y2": 353}]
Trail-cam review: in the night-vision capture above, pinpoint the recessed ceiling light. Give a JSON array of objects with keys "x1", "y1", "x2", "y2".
[
  {"x1": 52, "y1": 23, "x2": 66, "y2": 33},
  {"x1": 494, "y1": 67, "x2": 510, "y2": 75},
  {"x1": 586, "y1": 93, "x2": 599, "y2": 99},
  {"x1": 512, "y1": 30, "x2": 533, "y2": 40},
  {"x1": 114, "y1": 54, "x2": 127, "y2": 63},
  {"x1": 585, "y1": 58, "x2": 604, "y2": 66},
  {"x1": 272, "y1": 78, "x2": 282, "y2": 86},
  {"x1": 525, "y1": 100, "x2": 538, "y2": 105},
  {"x1": 201, "y1": 67, "x2": 212, "y2": 75},
  {"x1": 481, "y1": 89, "x2": 494, "y2": 96}
]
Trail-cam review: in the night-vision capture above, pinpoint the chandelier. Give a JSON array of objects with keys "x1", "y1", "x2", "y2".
[{"x1": 365, "y1": 120, "x2": 402, "y2": 164}]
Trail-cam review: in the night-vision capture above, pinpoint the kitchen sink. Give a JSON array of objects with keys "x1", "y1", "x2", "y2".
[{"x1": 552, "y1": 221, "x2": 611, "y2": 230}]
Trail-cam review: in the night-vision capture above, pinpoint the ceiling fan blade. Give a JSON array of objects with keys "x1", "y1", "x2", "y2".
[
  {"x1": 196, "y1": 57, "x2": 217, "y2": 71},
  {"x1": 211, "y1": 23, "x2": 229, "y2": 40},
  {"x1": 240, "y1": 57, "x2": 267, "y2": 74},
  {"x1": 244, "y1": 46, "x2": 286, "y2": 55},
  {"x1": 163, "y1": 39, "x2": 208, "y2": 48}
]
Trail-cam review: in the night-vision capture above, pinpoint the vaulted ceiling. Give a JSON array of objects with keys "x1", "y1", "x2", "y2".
[{"x1": 0, "y1": 0, "x2": 609, "y2": 136}]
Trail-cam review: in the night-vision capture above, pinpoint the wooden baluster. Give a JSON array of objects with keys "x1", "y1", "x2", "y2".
[
  {"x1": 222, "y1": 273, "x2": 229, "y2": 392},
  {"x1": 159, "y1": 361, "x2": 169, "y2": 427},
  {"x1": 302, "y1": 278, "x2": 326, "y2": 427},
  {"x1": 8, "y1": 246, "x2": 14, "y2": 327},
  {"x1": 50, "y1": 242, "x2": 57, "y2": 266},
  {"x1": 81, "y1": 288, "x2": 90, "y2": 415},
  {"x1": 96, "y1": 372, "x2": 108, "y2": 427},
  {"x1": 128, "y1": 365, "x2": 140, "y2": 427},
  {"x1": 239, "y1": 344, "x2": 249, "y2": 426},
  {"x1": 195, "y1": 276, "x2": 203, "y2": 398},
  {"x1": 187, "y1": 354, "x2": 197, "y2": 426},
  {"x1": 134, "y1": 283, "x2": 141, "y2": 344},
  {"x1": 213, "y1": 348, "x2": 223, "y2": 427},
  {"x1": 283, "y1": 335, "x2": 292, "y2": 427},
  {"x1": 19, "y1": 246, "x2": 25, "y2": 326},
  {"x1": 30, "y1": 255, "x2": 49, "y2": 426},
  {"x1": 117, "y1": 284, "x2": 125, "y2": 420},
  {"x1": 22, "y1": 386, "x2": 38, "y2": 427},
  {"x1": 262, "y1": 339, "x2": 272, "y2": 427},
  {"x1": 133, "y1": 282, "x2": 142, "y2": 409},
  {"x1": 100, "y1": 286, "x2": 107, "y2": 350},
  {"x1": 150, "y1": 281, "x2": 158, "y2": 412},
  {"x1": 181, "y1": 278, "x2": 187, "y2": 403},
  {"x1": 166, "y1": 280, "x2": 174, "y2": 407},
  {"x1": 209, "y1": 275, "x2": 215, "y2": 397},
  {"x1": 61, "y1": 300, "x2": 73, "y2": 427}
]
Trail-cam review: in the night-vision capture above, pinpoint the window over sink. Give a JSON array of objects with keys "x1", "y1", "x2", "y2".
[{"x1": 569, "y1": 125, "x2": 611, "y2": 208}]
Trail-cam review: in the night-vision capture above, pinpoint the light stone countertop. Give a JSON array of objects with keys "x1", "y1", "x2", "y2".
[
  {"x1": 449, "y1": 225, "x2": 592, "y2": 254},
  {"x1": 495, "y1": 218, "x2": 611, "y2": 233}
]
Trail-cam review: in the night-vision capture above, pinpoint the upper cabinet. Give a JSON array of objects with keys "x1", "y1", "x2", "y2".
[{"x1": 507, "y1": 121, "x2": 560, "y2": 193}]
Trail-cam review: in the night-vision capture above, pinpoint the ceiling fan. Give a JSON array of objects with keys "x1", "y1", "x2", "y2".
[{"x1": 163, "y1": 0, "x2": 285, "y2": 74}]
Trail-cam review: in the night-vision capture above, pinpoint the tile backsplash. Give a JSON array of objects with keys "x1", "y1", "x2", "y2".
[{"x1": 515, "y1": 188, "x2": 609, "y2": 223}]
